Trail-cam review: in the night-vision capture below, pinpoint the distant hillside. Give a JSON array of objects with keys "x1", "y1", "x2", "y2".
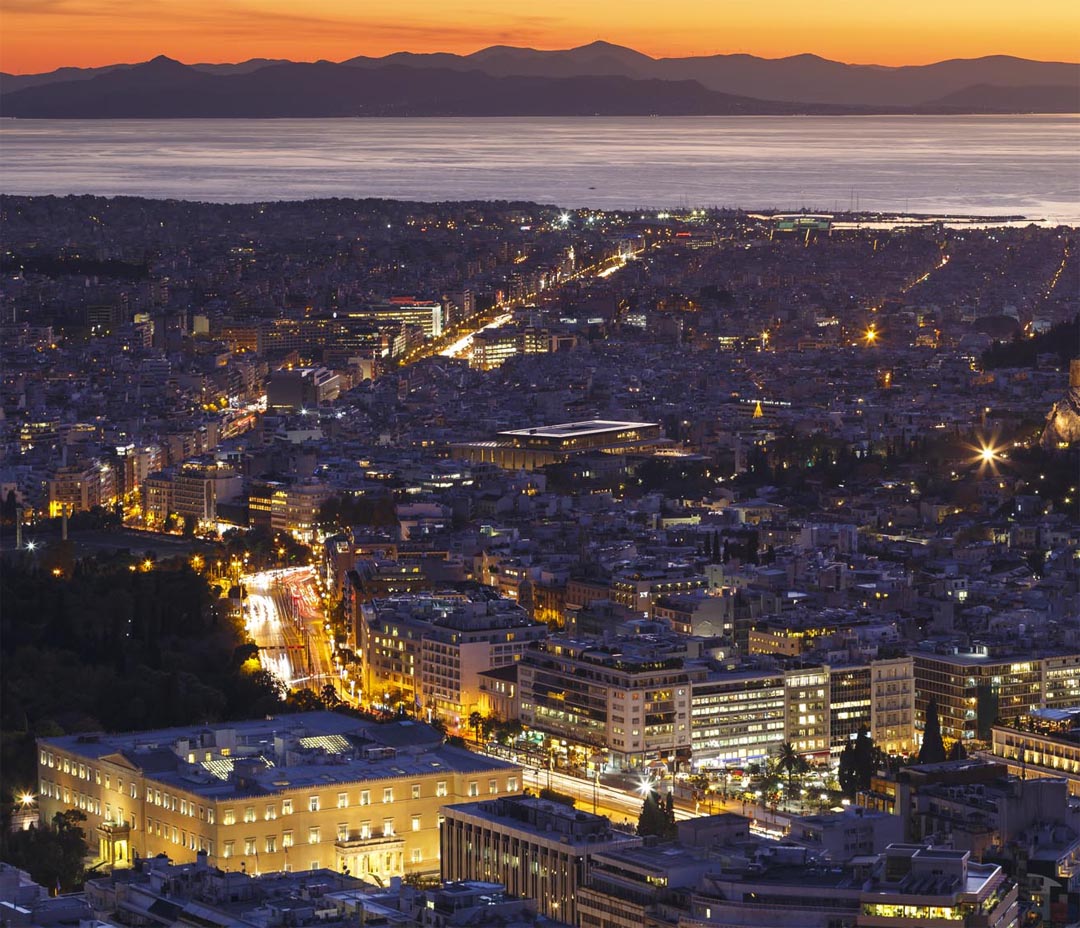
[
  {"x1": 0, "y1": 57, "x2": 861, "y2": 118},
  {"x1": 925, "y1": 83, "x2": 1080, "y2": 112},
  {"x1": 2, "y1": 42, "x2": 1077, "y2": 116}
]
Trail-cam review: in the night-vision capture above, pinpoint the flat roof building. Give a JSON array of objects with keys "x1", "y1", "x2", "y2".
[
  {"x1": 452, "y1": 420, "x2": 664, "y2": 472},
  {"x1": 440, "y1": 795, "x2": 638, "y2": 925},
  {"x1": 37, "y1": 712, "x2": 522, "y2": 882}
]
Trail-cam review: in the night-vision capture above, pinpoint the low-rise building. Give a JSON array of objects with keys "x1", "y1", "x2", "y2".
[{"x1": 36, "y1": 712, "x2": 522, "y2": 881}]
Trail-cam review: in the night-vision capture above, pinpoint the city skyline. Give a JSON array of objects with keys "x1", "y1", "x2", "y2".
[{"x1": 2, "y1": 0, "x2": 1079, "y2": 75}]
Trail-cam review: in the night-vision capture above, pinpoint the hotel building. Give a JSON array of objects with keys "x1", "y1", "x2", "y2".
[{"x1": 359, "y1": 591, "x2": 547, "y2": 728}]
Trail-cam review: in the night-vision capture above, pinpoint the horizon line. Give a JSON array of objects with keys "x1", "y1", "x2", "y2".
[{"x1": 4, "y1": 41, "x2": 1079, "y2": 77}]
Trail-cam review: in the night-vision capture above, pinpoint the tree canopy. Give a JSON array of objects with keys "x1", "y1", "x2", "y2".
[{"x1": 918, "y1": 696, "x2": 948, "y2": 765}]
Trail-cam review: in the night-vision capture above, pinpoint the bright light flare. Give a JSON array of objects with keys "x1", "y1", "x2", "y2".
[
  {"x1": 864, "y1": 325, "x2": 878, "y2": 345},
  {"x1": 17, "y1": 791, "x2": 36, "y2": 807},
  {"x1": 637, "y1": 776, "x2": 654, "y2": 796}
]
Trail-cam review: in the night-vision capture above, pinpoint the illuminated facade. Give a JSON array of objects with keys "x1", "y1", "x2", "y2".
[
  {"x1": 36, "y1": 713, "x2": 521, "y2": 880},
  {"x1": 518, "y1": 635, "x2": 708, "y2": 770},
  {"x1": 46, "y1": 461, "x2": 116, "y2": 516},
  {"x1": 452, "y1": 420, "x2": 663, "y2": 472},
  {"x1": 690, "y1": 670, "x2": 786, "y2": 768},
  {"x1": 359, "y1": 592, "x2": 546, "y2": 728},
  {"x1": 689, "y1": 659, "x2": 915, "y2": 769},
  {"x1": 913, "y1": 650, "x2": 1080, "y2": 744},
  {"x1": 858, "y1": 846, "x2": 1017, "y2": 927}
]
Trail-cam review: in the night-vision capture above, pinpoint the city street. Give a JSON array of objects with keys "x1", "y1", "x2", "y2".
[{"x1": 243, "y1": 567, "x2": 340, "y2": 696}]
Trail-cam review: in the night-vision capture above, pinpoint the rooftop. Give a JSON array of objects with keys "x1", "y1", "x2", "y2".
[{"x1": 499, "y1": 420, "x2": 657, "y2": 439}]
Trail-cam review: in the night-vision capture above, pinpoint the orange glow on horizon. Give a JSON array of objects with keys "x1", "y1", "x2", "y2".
[{"x1": 1, "y1": 0, "x2": 1077, "y2": 75}]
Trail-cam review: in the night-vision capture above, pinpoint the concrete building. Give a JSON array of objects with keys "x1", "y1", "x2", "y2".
[
  {"x1": 267, "y1": 367, "x2": 341, "y2": 412},
  {"x1": 787, "y1": 806, "x2": 904, "y2": 860},
  {"x1": 689, "y1": 659, "x2": 915, "y2": 770},
  {"x1": 359, "y1": 592, "x2": 547, "y2": 729},
  {"x1": 857, "y1": 844, "x2": 1018, "y2": 928},
  {"x1": 992, "y1": 721, "x2": 1080, "y2": 794},
  {"x1": 440, "y1": 795, "x2": 638, "y2": 924},
  {"x1": 913, "y1": 649, "x2": 1080, "y2": 745},
  {"x1": 452, "y1": 420, "x2": 663, "y2": 472},
  {"x1": 690, "y1": 669, "x2": 787, "y2": 769},
  {"x1": 270, "y1": 479, "x2": 332, "y2": 543},
  {"x1": 36, "y1": 713, "x2": 522, "y2": 881},
  {"x1": 518, "y1": 634, "x2": 710, "y2": 771},
  {"x1": 46, "y1": 460, "x2": 116, "y2": 516}
]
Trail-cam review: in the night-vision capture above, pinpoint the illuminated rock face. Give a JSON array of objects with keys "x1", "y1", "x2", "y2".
[{"x1": 1040, "y1": 359, "x2": 1080, "y2": 451}]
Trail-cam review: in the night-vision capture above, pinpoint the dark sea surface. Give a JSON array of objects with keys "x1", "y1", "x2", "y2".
[{"x1": 2, "y1": 115, "x2": 1077, "y2": 220}]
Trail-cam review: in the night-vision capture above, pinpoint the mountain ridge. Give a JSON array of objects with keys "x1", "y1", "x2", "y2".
[{"x1": 1, "y1": 43, "x2": 1076, "y2": 116}]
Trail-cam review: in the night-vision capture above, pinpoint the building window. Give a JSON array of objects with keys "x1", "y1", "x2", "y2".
[
  {"x1": 244, "y1": 806, "x2": 256, "y2": 823},
  {"x1": 360, "y1": 821, "x2": 371, "y2": 839},
  {"x1": 382, "y1": 819, "x2": 394, "y2": 837},
  {"x1": 360, "y1": 790, "x2": 371, "y2": 806},
  {"x1": 266, "y1": 836, "x2": 276, "y2": 854},
  {"x1": 308, "y1": 827, "x2": 320, "y2": 845},
  {"x1": 223, "y1": 809, "x2": 235, "y2": 825},
  {"x1": 382, "y1": 788, "x2": 393, "y2": 804},
  {"x1": 282, "y1": 831, "x2": 293, "y2": 848},
  {"x1": 489, "y1": 779, "x2": 498, "y2": 794},
  {"x1": 337, "y1": 823, "x2": 349, "y2": 841},
  {"x1": 265, "y1": 804, "x2": 276, "y2": 821},
  {"x1": 468, "y1": 782, "x2": 479, "y2": 797},
  {"x1": 411, "y1": 784, "x2": 421, "y2": 799},
  {"x1": 508, "y1": 777, "x2": 518, "y2": 792},
  {"x1": 337, "y1": 792, "x2": 348, "y2": 809},
  {"x1": 436, "y1": 781, "x2": 447, "y2": 798},
  {"x1": 411, "y1": 849, "x2": 422, "y2": 863},
  {"x1": 309, "y1": 796, "x2": 320, "y2": 812},
  {"x1": 282, "y1": 799, "x2": 292, "y2": 816},
  {"x1": 411, "y1": 816, "x2": 421, "y2": 832},
  {"x1": 244, "y1": 838, "x2": 257, "y2": 856},
  {"x1": 223, "y1": 841, "x2": 234, "y2": 859}
]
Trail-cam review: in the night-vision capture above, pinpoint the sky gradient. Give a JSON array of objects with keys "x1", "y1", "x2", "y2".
[{"x1": 2, "y1": 0, "x2": 1078, "y2": 74}]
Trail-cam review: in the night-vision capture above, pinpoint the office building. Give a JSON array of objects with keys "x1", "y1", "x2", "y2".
[
  {"x1": 913, "y1": 649, "x2": 1080, "y2": 744},
  {"x1": 440, "y1": 795, "x2": 638, "y2": 924}
]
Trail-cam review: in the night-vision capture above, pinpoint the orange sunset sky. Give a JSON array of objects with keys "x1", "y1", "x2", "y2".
[{"x1": 2, "y1": 0, "x2": 1078, "y2": 74}]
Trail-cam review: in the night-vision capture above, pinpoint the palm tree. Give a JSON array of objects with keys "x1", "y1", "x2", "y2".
[
  {"x1": 776, "y1": 742, "x2": 805, "y2": 800},
  {"x1": 468, "y1": 711, "x2": 483, "y2": 744}
]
